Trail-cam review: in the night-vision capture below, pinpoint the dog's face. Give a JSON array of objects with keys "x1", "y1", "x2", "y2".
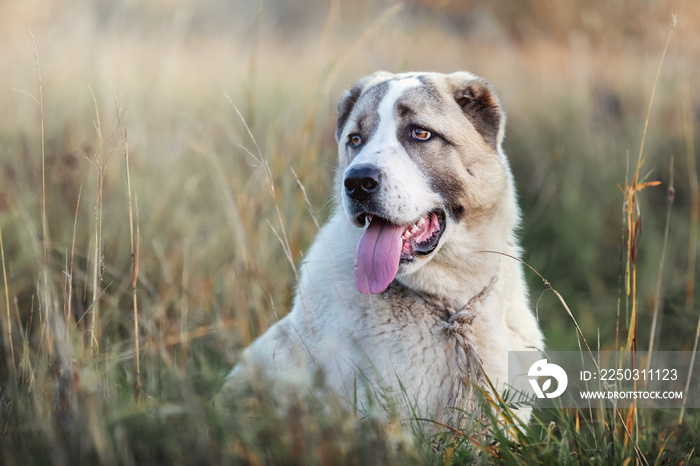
[{"x1": 335, "y1": 71, "x2": 514, "y2": 295}]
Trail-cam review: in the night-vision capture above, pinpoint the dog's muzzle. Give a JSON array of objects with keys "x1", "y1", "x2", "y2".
[{"x1": 343, "y1": 163, "x2": 447, "y2": 295}]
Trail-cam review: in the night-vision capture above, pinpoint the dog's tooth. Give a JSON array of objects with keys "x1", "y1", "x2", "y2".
[{"x1": 417, "y1": 217, "x2": 425, "y2": 227}]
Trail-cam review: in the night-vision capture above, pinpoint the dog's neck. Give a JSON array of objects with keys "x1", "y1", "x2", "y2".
[
  {"x1": 397, "y1": 225, "x2": 512, "y2": 308},
  {"x1": 397, "y1": 252, "x2": 503, "y2": 310},
  {"x1": 413, "y1": 274, "x2": 499, "y2": 318}
]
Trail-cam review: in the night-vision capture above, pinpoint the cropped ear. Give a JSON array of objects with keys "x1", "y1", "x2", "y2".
[
  {"x1": 335, "y1": 83, "x2": 364, "y2": 142},
  {"x1": 335, "y1": 71, "x2": 393, "y2": 142},
  {"x1": 449, "y1": 74, "x2": 505, "y2": 150}
]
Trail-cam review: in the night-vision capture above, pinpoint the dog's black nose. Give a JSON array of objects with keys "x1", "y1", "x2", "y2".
[{"x1": 344, "y1": 165, "x2": 382, "y2": 201}]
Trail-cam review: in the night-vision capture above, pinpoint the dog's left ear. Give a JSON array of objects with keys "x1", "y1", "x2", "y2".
[{"x1": 449, "y1": 74, "x2": 505, "y2": 150}]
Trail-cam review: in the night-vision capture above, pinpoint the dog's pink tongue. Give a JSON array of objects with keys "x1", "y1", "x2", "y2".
[{"x1": 354, "y1": 218, "x2": 403, "y2": 294}]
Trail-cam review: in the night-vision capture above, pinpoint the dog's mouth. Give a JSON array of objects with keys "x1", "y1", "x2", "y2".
[{"x1": 354, "y1": 209, "x2": 446, "y2": 295}]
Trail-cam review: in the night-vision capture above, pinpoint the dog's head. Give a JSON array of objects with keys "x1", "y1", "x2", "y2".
[{"x1": 335, "y1": 71, "x2": 516, "y2": 295}]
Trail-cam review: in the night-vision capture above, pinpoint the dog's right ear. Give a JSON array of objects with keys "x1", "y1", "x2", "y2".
[
  {"x1": 335, "y1": 71, "x2": 392, "y2": 143},
  {"x1": 335, "y1": 83, "x2": 364, "y2": 143}
]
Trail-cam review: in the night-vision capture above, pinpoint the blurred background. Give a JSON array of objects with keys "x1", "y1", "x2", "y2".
[{"x1": 0, "y1": 0, "x2": 698, "y2": 377}]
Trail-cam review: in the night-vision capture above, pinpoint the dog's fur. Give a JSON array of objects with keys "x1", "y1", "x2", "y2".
[{"x1": 220, "y1": 71, "x2": 543, "y2": 428}]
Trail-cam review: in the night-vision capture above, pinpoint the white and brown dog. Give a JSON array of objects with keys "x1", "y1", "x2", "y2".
[{"x1": 220, "y1": 71, "x2": 543, "y2": 428}]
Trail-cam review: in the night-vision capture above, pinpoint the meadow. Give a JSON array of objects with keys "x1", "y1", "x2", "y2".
[{"x1": 0, "y1": 0, "x2": 699, "y2": 464}]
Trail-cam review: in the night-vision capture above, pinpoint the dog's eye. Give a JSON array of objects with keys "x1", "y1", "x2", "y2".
[
  {"x1": 349, "y1": 134, "x2": 362, "y2": 148},
  {"x1": 411, "y1": 128, "x2": 432, "y2": 141}
]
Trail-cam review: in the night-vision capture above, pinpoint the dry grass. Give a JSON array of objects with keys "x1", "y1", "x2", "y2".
[{"x1": 0, "y1": 1, "x2": 699, "y2": 464}]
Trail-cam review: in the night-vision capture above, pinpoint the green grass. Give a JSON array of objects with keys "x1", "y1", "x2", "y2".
[{"x1": 1, "y1": 1, "x2": 699, "y2": 464}]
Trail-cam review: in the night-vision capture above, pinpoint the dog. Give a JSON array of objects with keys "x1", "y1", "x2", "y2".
[{"x1": 219, "y1": 71, "x2": 543, "y2": 429}]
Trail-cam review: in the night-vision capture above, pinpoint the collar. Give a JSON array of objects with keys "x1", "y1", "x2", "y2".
[{"x1": 416, "y1": 275, "x2": 498, "y2": 326}]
